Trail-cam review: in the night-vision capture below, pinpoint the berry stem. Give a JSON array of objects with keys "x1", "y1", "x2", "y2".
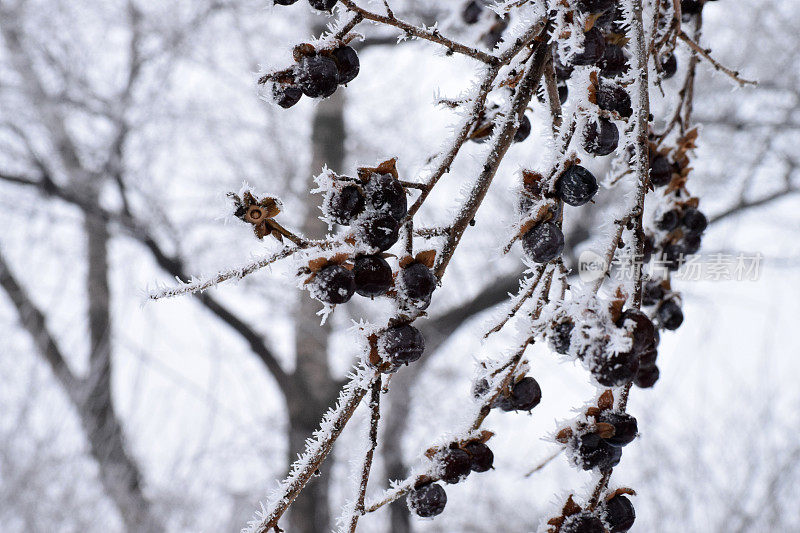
[
  {"x1": 677, "y1": 30, "x2": 757, "y2": 87},
  {"x1": 344, "y1": 378, "x2": 382, "y2": 533}
]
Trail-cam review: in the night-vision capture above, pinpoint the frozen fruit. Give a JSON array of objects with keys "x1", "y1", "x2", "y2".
[
  {"x1": 598, "y1": 412, "x2": 638, "y2": 447},
  {"x1": 353, "y1": 255, "x2": 393, "y2": 297},
  {"x1": 311, "y1": 265, "x2": 355, "y2": 304},
  {"x1": 462, "y1": 0, "x2": 483, "y2": 24},
  {"x1": 596, "y1": 83, "x2": 632, "y2": 118},
  {"x1": 576, "y1": 0, "x2": 615, "y2": 13},
  {"x1": 407, "y1": 482, "x2": 447, "y2": 517},
  {"x1": 355, "y1": 211, "x2": 400, "y2": 251},
  {"x1": 642, "y1": 234, "x2": 655, "y2": 263},
  {"x1": 330, "y1": 46, "x2": 359, "y2": 85},
  {"x1": 439, "y1": 448, "x2": 472, "y2": 484},
  {"x1": 561, "y1": 512, "x2": 606, "y2": 533},
  {"x1": 521, "y1": 221, "x2": 565, "y2": 263},
  {"x1": 617, "y1": 309, "x2": 656, "y2": 354},
  {"x1": 364, "y1": 173, "x2": 407, "y2": 221},
  {"x1": 551, "y1": 319, "x2": 574, "y2": 355},
  {"x1": 661, "y1": 53, "x2": 678, "y2": 79},
  {"x1": 638, "y1": 347, "x2": 658, "y2": 367},
  {"x1": 379, "y1": 324, "x2": 425, "y2": 366},
  {"x1": 642, "y1": 280, "x2": 664, "y2": 306},
  {"x1": 662, "y1": 243, "x2": 685, "y2": 271},
  {"x1": 599, "y1": 43, "x2": 629, "y2": 78},
  {"x1": 682, "y1": 207, "x2": 708, "y2": 234},
  {"x1": 326, "y1": 185, "x2": 364, "y2": 225},
  {"x1": 650, "y1": 155, "x2": 673, "y2": 186},
  {"x1": 604, "y1": 494, "x2": 636, "y2": 532},
  {"x1": 682, "y1": 232, "x2": 702, "y2": 254},
  {"x1": 583, "y1": 118, "x2": 619, "y2": 156},
  {"x1": 556, "y1": 165, "x2": 599, "y2": 206},
  {"x1": 296, "y1": 55, "x2": 339, "y2": 98},
  {"x1": 572, "y1": 28, "x2": 606, "y2": 66},
  {"x1": 634, "y1": 364, "x2": 659, "y2": 388},
  {"x1": 464, "y1": 442, "x2": 494, "y2": 472},
  {"x1": 274, "y1": 0, "x2": 299, "y2": 4},
  {"x1": 308, "y1": 0, "x2": 337, "y2": 10},
  {"x1": 401, "y1": 262, "x2": 437, "y2": 301},
  {"x1": 681, "y1": 0, "x2": 703, "y2": 15},
  {"x1": 514, "y1": 114, "x2": 532, "y2": 143},
  {"x1": 273, "y1": 83, "x2": 302, "y2": 108},
  {"x1": 656, "y1": 209, "x2": 681, "y2": 231},
  {"x1": 554, "y1": 53, "x2": 574, "y2": 80},
  {"x1": 558, "y1": 82, "x2": 569, "y2": 104},
  {"x1": 497, "y1": 376, "x2": 542, "y2": 412},
  {"x1": 574, "y1": 432, "x2": 622, "y2": 471},
  {"x1": 656, "y1": 299, "x2": 683, "y2": 330},
  {"x1": 593, "y1": 351, "x2": 639, "y2": 387}
]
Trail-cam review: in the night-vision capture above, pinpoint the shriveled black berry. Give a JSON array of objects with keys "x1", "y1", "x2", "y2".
[
  {"x1": 464, "y1": 442, "x2": 494, "y2": 472},
  {"x1": 634, "y1": 364, "x2": 659, "y2": 388},
  {"x1": 583, "y1": 118, "x2": 619, "y2": 156},
  {"x1": 616, "y1": 309, "x2": 656, "y2": 354},
  {"x1": 330, "y1": 46, "x2": 359, "y2": 85},
  {"x1": 353, "y1": 255, "x2": 393, "y2": 297},
  {"x1": 379, "y1": 324, "x2": 425, "y2": 367},
  {"x1": 556, "y1": 165, "x2": 599, "y2": 206},
  {"x1": 682, "y1": 232, "x2": 702, "y2": 254},
  {"x1": 576, "y1": 0, "x2": 615, "y2": 13},
  {"x1": 558, "y1": 82, "x2": 569, "y2": 104},
  {"x1": 561, "y1": 512, "x2": 606, "y2": 533},
  {"x1": 681, "y1": 0, "x2": 703, "y2": 15},
  {"x1": 308, "y1": 0, "x2": 337, "y2": 11},
  {"x1": 656, "y1": 299, "x2": 683, "y2": 330},
  {"x1": 462, "y1": 0, "x2": 483, "y2": 24},
  {"x1": 355, "y1": 211, "x2": 400, "y2": 251},
  {"x1": 296, "y1": 55, "x2": 339, "y2": 98},
  {"x1": 497, "y1": 376, "x2": 542, "y2": 412},
  {"x1": 642, "y1": 234, "x2": 655, "y2": 263},
  {"x1": 574, "y1": 432, "x2": 622, "y2": 471},
  {"x1": 521, "y1": 221, "x2": 565, "y2": 263},
  {"x1": 311, "y1": 265, "x2": 355, "y2": 304},
  {"x1": 599, "y1": 43, "x2": 629, "y2": 78},
  {"x1": 661, "y1": 53, "x2": 678, "y2": 79},
  {"x1": 596, "y1": 83, "x2": 632, "y2": 118},
  {"x1": 662, "y1": 243, "x2": 685, "y2": 271},
  {"x1": 407, "y1": 482, "x2": 447, "y2": 517},
  {"x1": 272, "y1": 83, "x2": 302, "y2": 108},
  {"x1": 439, "y1": 448, "x2": 472, "y2": 484},
  {"x1": 551, "y1": 319, "x2": 574, "y2": 355},
  {"x1": 274, "y1": 0, "x2": 299, "y2": 4},
  {"x1": 656, "y1": 209, "x2": 681, "y2": 231},
  {"x1": 682, "y1": 207, "x2": 707, "y2": 234},
  {"x1": 326, "y1": 185, "x2": 364, "y2": 225},
  {"x1": 639, "y1": 346, "x2": 658, "y2": 367},
  {"x1": 401, "y1": 262, "x2": 437, "y2": 301},
  {"x1": 642, "y1": 280, "x2": 665, "y2": 306},
  {"x1": 364, "y1": 173, "x2": 407, "y2": 221},
  {"x1": 572, "y1": 28, "x2": 606, "y2": 66},
  {"x1": 650, "y1": 154, "x2": 673, "y2": 186},
  {"x1": 604, "y1": 494, "x2": 636, "y2": 532},
  {"x1": 593, "y1": 351, "x2": 639, "y2": 387},
  {"x1": 598, "y1": 411, "x2": 638, "y2": 447},
  {"x1": 514, "y1": 114, "x2": 532, "y2": 143}
]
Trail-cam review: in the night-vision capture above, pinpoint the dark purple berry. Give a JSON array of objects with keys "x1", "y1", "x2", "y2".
[
  {"x1": 326, "y1": 185, "x2": 364, "y2": 225},
  {"x1": 462, "y1": 0, "x2": 483, "y2": 24},
  {"x1": 656, "y1": 299, "x2": 683, "y2": 330},
  {"x1": 650, "y1": 154, "x2": 673, "y2": 186},
  {"x1": 353, "y1": 255, "x2": 393, "y2": 297},
  {"x1": 562, "y1": 512, "x2": 606, "y2": 533},
  {"x1": 274, "y1": 0, "x2": 299, "y2": 4},
  {"x1": 661, "y1": 53, "x2": 678, "y2": 79},
  {"x1": 598, "y1": 411, "x2": 638, "y2": 447},
  {"x1": 311, "y1": 265, "x2": 355, "y2": 304},
  {"x1": 558, "y1": 82, "x2": 569, "y2": 104},
  {"x1": 596, "y1": 83, "x2": 632, "y2": 118},
  {"x1": 521, "y1": 221, "x2": 565, "y2": 263},
  {"x1": 634, "y1": 364, "x2": 659, "y2": 388},
  {"x1": 656, "y1": 209, "x2": 681, "y2": 231},
  {"x1": 639, "y1": 346, "x2": 658, "y2": 367},
  {"x1": 296, "y1": 55, "x2": 339, "y2": 97},
  {"x1": 593, "y1": 351, "x2": 639, "y2": 387},
  {"x1": 556, "y1": 165, "x2": 599, "y2": 206},
  {"x1": 554, "y1": 53, "x2": 574, "y2": 80},
  {"x1": 308, "y1": 0, "x2": 337, "y2": 10},
  {"x1": 497, "y1": 376, "x2": 542, "y2": 412},
  {"x1": 574, "y1": 432, "x2": 622, "y2": 471},
  {"x1": 599, "y1": 43, "x2": 629, "y2": 78},
  {"x1": 355, "y1": 211, "x2": 400, "y2": 251},
  {"x1": 576, "y1": 0, "x2": 615, "y2": 13},
  {"x1": 330, "y1": 46, "x2": 359, "y2": 85},
  {"x1": 682, "y1": 232, "x2": 702, "y2": 254},
  {"x1": 407, "y1": 482, "x2": 447, "y2": 517},
  {"x1": 464, "y1": 442, "x2": 494, "y2": 472},
  {"x1": 662, "y1": 243, "x2": 685, "y2": 271},
  {"x1": 272, "y1": 83, "x2": 302, "y2": 108},
  {"x1": 572, "y1": 28, "x2": 606, "y2": 66},
  {"x1": 617, "y1": 309, "x2": 656, "y2": 355},
  {"x1": 379, "y1": 324, "x2": 425, "y2": 367},
  {"x1": 642, "y1": 280, "x2": 664, "y2": 306},
  {"x1": 439, "y1": 448, "x2": 472, "y2": 484},
  {"x1": 401, "y1": 262, "x2": 437, "y2": 301},
  {"x1": 681, "y1": 0, "x2": 703, "y2": 15},
  {"x1": 642, "y1": 234, "x2": 655, "y2": 263},
  {"x1": 682, "y1": 207, "x2": 708, "y2": 234},
  {"x1": 364, "y1": 173, "x2": 407, "y2": 221},
  {"x1": 604, "y1": 495, "x2": 636, "y2": 532},
  {"x1": 551, "y1": 319, "x2": 574, "y2": 355},
  {"x1": 514, "y1": 114, "x2": 532, "y2": 143},
  {"x1": 583, "y1": 118, "x2": 619, "y2": 156}
]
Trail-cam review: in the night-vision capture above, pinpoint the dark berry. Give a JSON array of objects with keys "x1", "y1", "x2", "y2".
[
  {"x1": 572, "y1": 28, "x2": 606, "y2": 66},
  {"x1": 353, "y1": 255, "x2": 393, "y2": 297},
  {"x1": 272, "y1": 83, "x2": 302, "y2": 108},
  {"x1": 599, "y1": 43, "x2": 629, "y2": 78},
  {"x1": 634, "y1": 364, "x2": 659, "y2": 388},
  {"x1": 308, "y1": 0, "x2": 337, "y2": 10},
  {"x1": 642, "y1": 234, "x2": 655, "y2": 263},
  {"x1": 598, "y1": 412, "x2": 638, "y2": 447},
  {"x1": 439, "y1": 448, "x2": 472, "y2": 484},
  {"x1": 642, "y1": 280, "x2": 664, "y2": 306},
  {"x1": 682, "y1": 232, "x2": 702, "y2": 254},
  {"x1": 401, "y1": 262, "x2": 437, "y2": 301},
  {"x1": 558, "y1": 82, "x2": 569, "y2": 104},
  {"x1": 364, "y1": 173, "x2": 407, "y2": 221},
  {"x1": 326, "y1": 185, "x2": 364, "y2": 225},
  {"x1": 583, "y1": 118, "x2": 619, "y2": 156},
  {"x1": 296, "y1": 55, "x2": 339, "y2": 98},
  {"x1": 650, "y1": 154, "x2": 673, "y2": 186},
  {"x1": 407, "y1": 482, "x2": 447, "y2": 517},
  {"x1": 551, "y1": 319, "x2": 574, "y2": 355},
  {"x1": 462, "y1": 0, "x2": 483, "y2": 24},
  {"x1": 661, "y1": 53, "x2": 678, "y2": 79},
  {"x1": 497, "y1": 376, "x2": 542, "y2": 412},
  {"x1": 464, "y1": 442, "x2": 494, "y2": 472},
  {"x1": 554, "y1": 53, "x2": 574, "y2": 80},
  {"x1": 682, "y1": 207, "x2": 708, "y2": 234},
  {"x1": 514, "y1": 114, "x2": 532, "y2": 143},
  {"x1": 596, "y1": 83, "x2": 632, "y2": 118},
  {"x1": 521, "y1": 221, "x2": 565, "y2": 263},
  {"x1": 274, "y1": 0, "x2": 299, "y2": 4},
  {"x1": 662, "y1": 243, "x2": 685, "y2": 271},
  {"x1": 330, "y1": 46, "x2": 359, "y2": 85},
  {"x1": 639, "y1": 346, "x2": 658, "y2": 367},
  {"x1": 561, "y1": 512, "x2": 606, "y2": 533},
  {"x1": 681, "y1": 0, "x2": 703, "y2": 15},
  {"x1": 656, "y1": 299, "x2": 683, "y2": 330},
  {"x1": 556, "y1": 165, "x2": 599, "y2": 206},
  {"x1": 355, "y1": 211, "x2": 400, "y2": 251},
  {"x1": 604, "y1": 494, "x2": 636, "y2": 532},
  {"x1": 656, "y1": 209, "x2": 681, "y2": 231},
  {"x1": 574, "y1": 432, "x2": 622, "y2": 471},
  {"x1": 379, "y1": 324, "x2": 425, "y2": 367},
  {"x1": 617, "y1": 309, "x2": 656, "y2": 354},
  {"x1": 576, "y1": 0, "x2": 615, "y2": 13},
  {"x1": 311, "y1": 265, "x2": 355, "y2": 304},
  {"x1": 593, "y1": 351, "x2": 639, "y2": 387}
]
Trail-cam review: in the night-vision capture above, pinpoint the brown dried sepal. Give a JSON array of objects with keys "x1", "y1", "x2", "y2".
[
  {"x1": 585, "y1": 406, "x2": 602, "y2": 418},
  {"x1": 684, "y1": 196, "x2": 700, "y2": 209},
  {"x1": 522, "y1": 169, "x2": 545, "y2": 197},
  {"x1": 229, "y1": 191, "x2": 286, "y2": 241},
  {"x1": 555, "y1": 427, "x2": 574, "y2": 444},
  {"x1": 415, "y1": 249, "x2": 436, "y2": 268},
  {"x1": 584, "y1": 12, "x2": 603, "y2": 32},
  {"x1": 547, "y1": 495, "x2": 582, "y2": 531},
  {"x1": 606, "y1": 33, "x2": 630, "y2": 47},
  {"x1": 594, "y1": 422, "x2": 616, "y2": 439},
  {"x1": 608, "y1": 287, "x2": 627, "y2": 323},
  {"x1": 597, "y1": 389, "x2": 614, "y2": 410},
  {"x1": 587, "y1": 71, "x2": 599, "y2": 104},
  {"x1": 292, "y1": 43, "x2": 316, "y2": 62},
  {"x1": 605, "y1": 487, "x2": 637, "y2": 501},
  {"x1": 357, "y1": 158, "x2": 400, "y2": 182}
]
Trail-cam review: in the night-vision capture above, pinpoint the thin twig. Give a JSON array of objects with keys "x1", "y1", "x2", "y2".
[
  {"x1": 678, "y1": 30, "x2": 757, "y2": 87},
  {"x1": 346, "y1": 378, "x2": 382, "y2": 533}
]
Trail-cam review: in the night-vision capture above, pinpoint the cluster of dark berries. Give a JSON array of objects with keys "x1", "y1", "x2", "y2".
[
  {"x1": 606, "y1": 309, "x2": 660, "y2": 389},
  {"x1": 595, "y1": 81, "x2": 632, "y2": 119},
  {"x1": 648, "y1": 148, "x2": 679, "y2": 187},
  {"x1": 469, "y1": 103, "x2": 532, "y2": 144},
  {"x1": 274, "y1": 0, "x2": 337, "y2": 12},
  {"x1": 473, "y1": 375, "x2": 542, "y2": 412},
  {"x1": 643, "y1": 279, "x2": 684, "y2": 332},
  {"x1": 272, "y1": 44, "x2": 359, "y2": 108},
  {"x1": 306, "y1": 254, "x2": 395, "y2": 305},
  {"x1": 548, "y1": 487, "x2": 635, "y2": 532},
  {"x1": 654, "y1": 205, "x2": 708, "y2": 269}
]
